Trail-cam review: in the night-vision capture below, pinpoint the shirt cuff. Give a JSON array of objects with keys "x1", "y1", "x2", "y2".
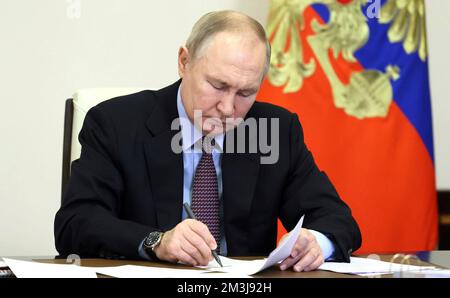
[{"x1": 308, "y1": 229, "x2": 335, "y2": 261}]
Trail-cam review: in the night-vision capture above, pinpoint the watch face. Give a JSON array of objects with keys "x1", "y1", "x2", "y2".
[{"x1": 145, "y1": 232, "x2": 161, "y2": 247}]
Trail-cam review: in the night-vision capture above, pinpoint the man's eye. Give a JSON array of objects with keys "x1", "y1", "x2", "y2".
[{"x1": 209, "y1": 81, "x2": 224, "y2": 90}]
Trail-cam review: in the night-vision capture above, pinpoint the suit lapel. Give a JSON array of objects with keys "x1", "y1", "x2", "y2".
[{"x1": 143, "y1": 81, "x2": 184, "y2": 231}]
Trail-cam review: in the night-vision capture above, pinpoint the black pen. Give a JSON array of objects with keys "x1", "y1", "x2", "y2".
[{"x1": 183, "y1": 203, "x2": 223, "y2": 267}]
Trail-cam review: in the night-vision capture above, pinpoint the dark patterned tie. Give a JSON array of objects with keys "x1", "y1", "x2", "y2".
[{"x1": 191, "y1": 136, "x2": 221, "y2": 253}]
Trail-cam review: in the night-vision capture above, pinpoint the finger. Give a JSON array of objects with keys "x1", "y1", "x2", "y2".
[
  {"x1": 280, "y1": 241, "x2": 315, "y2": 271},
  {"x1": 294, "y1": 247, "x2": 322, "y2": 272},
  {"x1": 280, "y1": 232, "x2": 309, "y2": 270},
  {"x1": 290, "y1": 229, "x2": 311, "y2": 258},
  {"x1": 183, "y1": 228, "x2": 213, "y2": 263},
  {"x1": 279, "y1": 255, "x2": 301, "y2": 271},
  {"x1": 179, "y1": 238, "x2": 206, "y2": 266},
  {"x1": 303, "y1": 254, "x2": 324, "y2": 272},
  {"x1": 187, "y1": 220, "x2": 217, "y2": 250},
  {"x1": 176, "y1": 247, "x2": 198, "y2": 266},
  {"x1": 290, "y1": 238, "x2": 311, "y2": 260},
  {"x1": 280, "y1": 232, "x2": 317, "y2": 270}
]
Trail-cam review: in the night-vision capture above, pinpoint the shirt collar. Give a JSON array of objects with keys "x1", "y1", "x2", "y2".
[{"x1": 177, "y1": 86, "x2": 224, "y2": 152}]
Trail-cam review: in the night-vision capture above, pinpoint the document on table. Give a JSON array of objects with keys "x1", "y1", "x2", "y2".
[
  {"x1": 94, "y1": 265, "x2": 250, "y2": 278},
  {"x1": 198, "y1": 215, "x2": 304, "y2": 275},
  {"x1": 3, "y1": 258, "x2": 251, "y2": 279},
  {"x1": 318, "y1": 256, "x2": 436, "y2": 276},
  {"x1": 3, "y1": 258, "x2": 98, "y2": 278}
]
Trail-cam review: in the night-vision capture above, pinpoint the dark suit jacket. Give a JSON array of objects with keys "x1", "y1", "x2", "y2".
[{"x1": 55, "y1": 80, "x2": 361, "y2": 261}]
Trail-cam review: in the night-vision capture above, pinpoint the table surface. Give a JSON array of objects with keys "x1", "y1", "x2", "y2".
[{"x1": 5, "y1": 250, "x2": 449, "y2": 278}]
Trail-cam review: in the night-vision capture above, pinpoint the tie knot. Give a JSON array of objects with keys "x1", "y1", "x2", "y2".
[{"x1": 201, "y1": 136, "x2": 215, "y2": 154}]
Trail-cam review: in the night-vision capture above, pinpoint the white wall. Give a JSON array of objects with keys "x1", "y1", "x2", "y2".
[{"x1": 0, "y1": 0, "x2": 448, "y2": 257}]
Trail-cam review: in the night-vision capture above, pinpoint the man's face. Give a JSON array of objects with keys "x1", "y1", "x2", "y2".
[{"x1": 178, "y1": 31, "x2": 267, "y2": 135}]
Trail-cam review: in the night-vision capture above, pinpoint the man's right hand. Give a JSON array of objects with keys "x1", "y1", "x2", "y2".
[{"x1": 153, "y1": 219, "x2": 217, "y2": 266}]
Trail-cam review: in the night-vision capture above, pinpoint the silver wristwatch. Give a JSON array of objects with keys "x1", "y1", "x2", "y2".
[{"x1": 143, "y1": 231, "x2": 164, "y2": 257}]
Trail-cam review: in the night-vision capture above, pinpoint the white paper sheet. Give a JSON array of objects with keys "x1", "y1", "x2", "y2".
[
  {"x1": 94, "y1": 265, "x2": 250, "y2": 278},
  {"x1": 200, "y1": 216, "x2": 304, "y2": 275},
  {"x1": 318, "y1": 256, "x2": 436, "y2": 275},
  {"x1": 3, "y1": 258, "x2": 98, "y2": 278},
  {"x1": 197, "y1": 256, "x2": 266, "y2": 275}
]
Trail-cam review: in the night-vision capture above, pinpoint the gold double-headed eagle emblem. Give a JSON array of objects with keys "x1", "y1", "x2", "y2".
[{"x1": 267, "y1": 0, "x2": 427, "y2": 119}]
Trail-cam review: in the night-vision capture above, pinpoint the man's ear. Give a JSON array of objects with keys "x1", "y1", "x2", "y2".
[{"x1": 178, "y1": 46, "x2": 190, "y2": 78}]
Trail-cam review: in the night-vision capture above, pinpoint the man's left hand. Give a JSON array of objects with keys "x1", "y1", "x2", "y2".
[{"x1": 279, "y1": 228, "x2": 324, "y2": 272}]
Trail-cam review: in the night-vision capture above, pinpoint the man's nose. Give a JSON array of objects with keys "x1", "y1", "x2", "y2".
[{"x1": 217, "y1": 93, "x2": 235, "y2": 117}]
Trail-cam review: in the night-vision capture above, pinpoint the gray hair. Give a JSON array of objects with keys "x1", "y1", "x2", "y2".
[{"x1": 185, "y1": 10, "x2": 271, "y2": 77}]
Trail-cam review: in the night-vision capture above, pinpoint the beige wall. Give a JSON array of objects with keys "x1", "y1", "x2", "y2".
[{"x1": 0, "y1": 0, "x2": 448, "y2": 257}]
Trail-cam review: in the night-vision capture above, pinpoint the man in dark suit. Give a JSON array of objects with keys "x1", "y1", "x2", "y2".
[{"x1": 55, "y1": 10, "x2": 361, "y2": 272}]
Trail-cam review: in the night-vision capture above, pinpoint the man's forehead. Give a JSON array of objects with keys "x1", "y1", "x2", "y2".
[
  {"x1": 202, "y1": 52, "x2": 265, "y2": 87},
  {"x1": 204, "y1": 31, "x2": 265, "y2": 61}
]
